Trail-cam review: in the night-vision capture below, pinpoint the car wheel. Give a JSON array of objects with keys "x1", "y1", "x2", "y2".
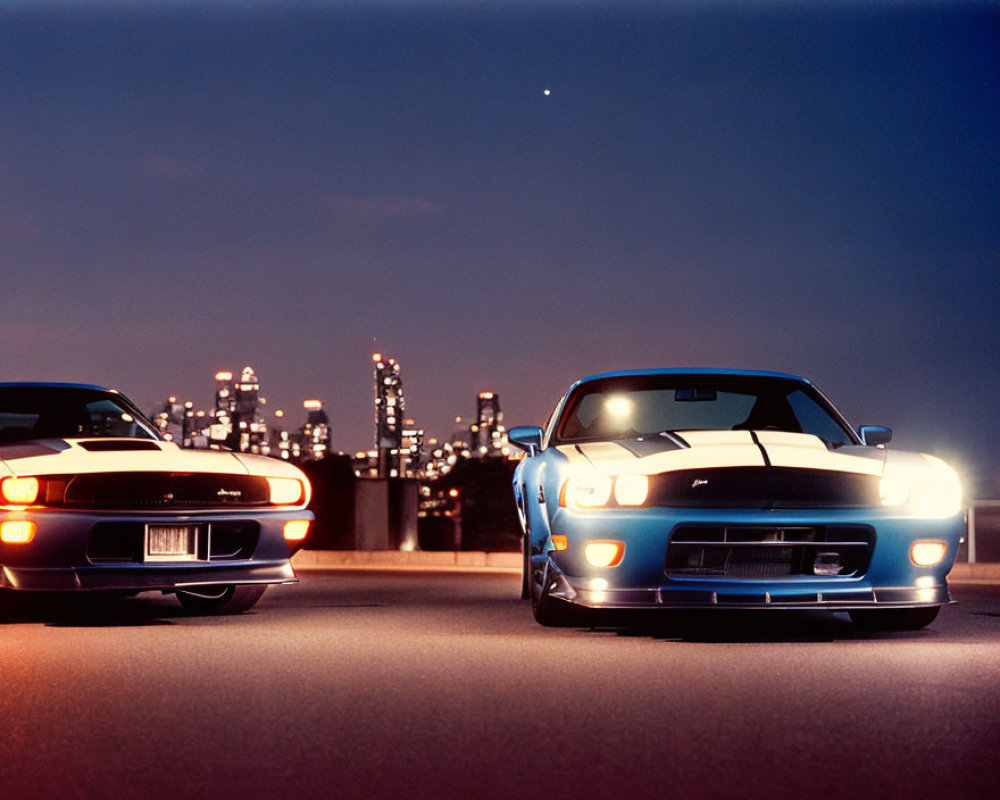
[
  {"x1": 175, "y1": 584, "x2": 267, "y2": 615},
  {"x1": 848, "y1": 606, "x2": 940, "y2": 631},
  {"x1": 531, "y1": 562, "x2": 580, "y2": 627}
]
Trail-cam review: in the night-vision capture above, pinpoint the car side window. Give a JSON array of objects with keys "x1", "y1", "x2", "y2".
[
  {"x1": 82, "y1": 399, "x2": 146, "y2": 438},
  {"x1": 786, "y1": 390, "x2": 852, "y2": 446}
]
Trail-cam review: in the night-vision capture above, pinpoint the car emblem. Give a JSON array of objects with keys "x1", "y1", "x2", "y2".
[
  {"x1": 163, "y1": 492, "x2": 175, "y2": 501},
  {"x1": 691, "y1": 479, "x2": 709, "y2": 488},
  {"x1": 217, "y1": 489, "x2": 242, "y2": 498}
]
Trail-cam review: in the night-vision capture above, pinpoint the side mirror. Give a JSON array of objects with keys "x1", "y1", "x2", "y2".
[
  {"x1": 859, "y1": 425, "x2": 892, "y2": 447},
  {"x1": 508, "y1": 425, "x2": 544, "y2": 456}
]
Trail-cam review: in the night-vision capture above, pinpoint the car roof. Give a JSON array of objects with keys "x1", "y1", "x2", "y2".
[
  {"x1": 0, "y1": 382, "x2": 113, "y2": 392},
  {"x1": 574, "y1": 367, "x2": 812, "y2": 385}
]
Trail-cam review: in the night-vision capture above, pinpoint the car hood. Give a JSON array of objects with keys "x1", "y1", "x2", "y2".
[
  {"x1": 555, "y1": 430, "x2": 891, "y2": 476},
  {"x1": 0, "y1": 438, "x2": 304, "y2": 480}
]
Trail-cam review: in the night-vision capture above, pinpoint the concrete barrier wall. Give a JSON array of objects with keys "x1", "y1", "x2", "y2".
[
  {"x1": 293, "y1": 551, "x2": 997, "y2": 583},
  {"x1": 965, "y1": 502, "x2": 1000, "y2": 563},
  {"x1": 293, "y1": 549, "x2": 521, "y2": 571}
]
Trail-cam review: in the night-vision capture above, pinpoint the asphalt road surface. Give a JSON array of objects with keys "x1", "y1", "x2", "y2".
[{"x1": 1, "y1": 570, "x2": 998, "y2": 800}]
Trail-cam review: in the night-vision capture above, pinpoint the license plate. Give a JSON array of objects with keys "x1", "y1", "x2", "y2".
[{"x1": 145, "y1": 524, "x2": 198, "y2": 562}]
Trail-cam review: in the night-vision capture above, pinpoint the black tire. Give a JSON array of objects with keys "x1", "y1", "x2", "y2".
[
  {"x1": 175, "y1": 584, "x2": 267, "y2": 615},
  {"x1": 849, "y1": 606, "x2": 940, "y2": 631},
  {"x1": 520, "y1": 533, "x2": 531, "y2": 600},
  {"x1": 0, "y1": 588, "x2": 18, "y2": 618},
  {"x1": 531, "y1": 563, "x2": 582, "y2": 627}
]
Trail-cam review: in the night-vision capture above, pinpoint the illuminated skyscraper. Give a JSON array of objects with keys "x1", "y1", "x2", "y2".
[
  {"x1": 472, "y1": 391, "x2": 507, "y2": 457},
  {"x1": 210, "y1": 371, "x2": 235, "y2": 445},
  {"x1": 210, "y1": 367, "x2": 268, "y2": 453},
  {"x1": 300, "y1": 399, "x2": 331, "y2": 461},
  {"x1": 372, "y1": 353, "x2": 404, "y2": 478},
  {"x1": 400, "y1": 419, "x2": 425, "y2": 477},
  {"x1": 232, "y1": 366, "x2": 268, "y2": 454},
  {"x1": 152, "y1": 396, "x2": 184, "y2": 442}
]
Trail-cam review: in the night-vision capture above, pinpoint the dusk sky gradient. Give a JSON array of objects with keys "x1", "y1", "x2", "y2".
[{"x1": 1, "y1": 1, "x2": 998, "y2": 494}]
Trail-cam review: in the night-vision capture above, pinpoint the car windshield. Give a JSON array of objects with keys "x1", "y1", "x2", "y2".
[
  {"x1": 555, "y1": 374, "x2": 858, "y2": 447},
  {"x1": 0, "y1": 386, "x2": 159, "y2": 443}
]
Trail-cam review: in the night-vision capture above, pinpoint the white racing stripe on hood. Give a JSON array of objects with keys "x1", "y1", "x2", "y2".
[
  {"x1": 558, "y1": 430, "x2": 885, "y2": 477},
  {"x1": 755, "y1": 431, "x2": 884, "y2": 476},
  {"x1": 559, "y1": 431, "x2": 765, "y2": 476},
  {"x1": 0, "y1": 439, "x2": 250, "y2": 477}
]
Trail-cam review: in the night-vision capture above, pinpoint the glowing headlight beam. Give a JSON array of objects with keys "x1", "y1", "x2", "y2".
[
  {"x1": 563, "y1": 473, "x2": 613, "y2": 508},
  {"x1": 614, "y1": 474, "x2": 648, "y2": 506},
  {"x1": 879, "y1": 475, "x2": 910, "y2": 507},
  {"x1": 881, "y1": 457, "x2": 962, "y2": 519},
  {"x1": 267, "y1": 477, "x2": 305, "y2": 505},
  {"x1": 1, "y1": 477, "x2": 40, "y2": 505}
]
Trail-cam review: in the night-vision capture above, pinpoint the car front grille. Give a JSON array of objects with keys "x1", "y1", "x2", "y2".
[
  {"x1": 87, "y1": 521, "x2": 261, "y2": 563},
  {"x1": 648, "y1": 467, "x2": 881, "y2": 509},
  {"x1": 665, "y1": 524, "x2": 875, "y2": 579},
  {"x1": 62, "y1": 472, "x2": 269, "y2": 509}
]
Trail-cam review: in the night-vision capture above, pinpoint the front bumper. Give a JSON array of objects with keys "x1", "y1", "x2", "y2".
[
  {"x1": 542, "y1": 559, "x2": 952, "y2": 611},
  {"x1": 0, "y1": 507, "x2": 310, "y2": 592},
  {"x1": 537, "y1": 506, "x2": 965, "y2": 611}
]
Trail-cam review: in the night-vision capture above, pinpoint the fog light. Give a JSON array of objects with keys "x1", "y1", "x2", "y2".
[
  {"x1": 1, "y1": 520, "x2": 36, "y2": 544},
  {"x1": 910, "y1": 540, "x2": 947, "y2": 567},
  {"x1": 283, "y1": 520, "x2": 310, "y2": 542},
  {"x1": 813, "y1": 552, "x2": 842, "y2": 576},
  {"x1": 584, "y1": 540, "x2": 625, "y2": 568}
]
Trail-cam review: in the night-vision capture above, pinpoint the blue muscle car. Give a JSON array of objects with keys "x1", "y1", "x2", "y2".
[{"x1": 509, "y1": 369, "x2": 963, "y2": 630}]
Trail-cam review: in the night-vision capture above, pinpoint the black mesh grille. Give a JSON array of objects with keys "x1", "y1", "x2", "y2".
[
  {"x1": 649, "y1": 467, "x2": 881, "y2": 509},
  {"x1": 665, "y1": 525, "x2": 875, "y2": 578},
  {"x1": 65, "y1": 472, "x2": 269, "y2": 509}
]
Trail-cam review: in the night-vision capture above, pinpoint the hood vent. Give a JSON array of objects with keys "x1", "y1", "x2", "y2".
[{"x1": 78, "y1": 440, "x2": 162, "y2": 452}]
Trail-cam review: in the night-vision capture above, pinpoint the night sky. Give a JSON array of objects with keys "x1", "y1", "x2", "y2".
[{"x1": 1, "y1": 1, "x2": 997, "y2": 495}]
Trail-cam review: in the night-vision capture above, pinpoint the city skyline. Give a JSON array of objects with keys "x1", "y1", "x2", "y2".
[{"x1": 1, "y1": 1, "x2": 997, "y2": 495}]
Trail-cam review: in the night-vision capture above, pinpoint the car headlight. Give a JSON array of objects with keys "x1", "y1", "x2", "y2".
[
  {"x1": 1, "y1": 476, "x2": 40, "y2": 505},
  {"x1": 563, "y1": 473, "x2": 613, "y2": 508},
  {"x1": 878, "y1": 475, "x2": 911, "y2": 507},
  {"x1": 614, "y1": 475, "x2": 649, "y2": 506},
  {"x1": 561, "y1": 473, "x2": 648, "y2": 509},
  {"x1": 266, "y1": 477, "x2": 306, "y2": 505},
  {"x1": 880, "y1": 456, "x2": 962, "y2": 519}
]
